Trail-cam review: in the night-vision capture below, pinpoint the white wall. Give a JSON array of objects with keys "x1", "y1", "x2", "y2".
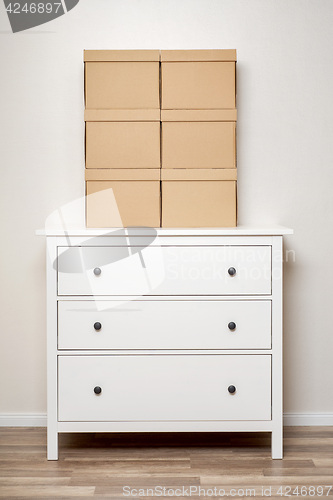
[{"x1": 0, "y1": 0, "x2": 333, "y2": 419}]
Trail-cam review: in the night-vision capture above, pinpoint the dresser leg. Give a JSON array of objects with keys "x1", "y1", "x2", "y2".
[
  {"x1": 271, "y1": 429, "x2": 283, "y2": 459},
  {"x1": 47, "y1": 430, "x2": 58, "y2": 460}
]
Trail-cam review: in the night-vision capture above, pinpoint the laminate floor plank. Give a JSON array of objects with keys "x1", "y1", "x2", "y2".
[
  {"x1": 263, "y1": 467, "x2": 333, "y2": 477},
  {"x1": 0, "y1": 477, "x2": 71, "y2": 486},
  {"x1": 69, "y1": 475, "x2": 200, "y2": 487},
  {"x1": 0, "y1": 486, "x2": 95, "y2": 497}
]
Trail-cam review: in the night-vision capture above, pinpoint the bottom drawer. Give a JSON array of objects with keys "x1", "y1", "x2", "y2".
[{"x1": 58, "y1": 355, "x2": 271, "y2": 422}]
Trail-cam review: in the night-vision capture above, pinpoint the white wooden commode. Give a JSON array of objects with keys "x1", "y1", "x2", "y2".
[{"x1": 38, "y1": 226, "x2": 292, "y2": 460}]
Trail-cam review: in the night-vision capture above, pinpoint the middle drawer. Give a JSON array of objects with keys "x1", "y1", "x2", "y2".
[{"x1": 58, "y1": 300, "x2": 271, "y2": 350}]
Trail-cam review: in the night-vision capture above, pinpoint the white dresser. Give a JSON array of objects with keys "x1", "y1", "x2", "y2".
[{"x1": 39, "y1": 226, "x2": 292, "y2": 460}]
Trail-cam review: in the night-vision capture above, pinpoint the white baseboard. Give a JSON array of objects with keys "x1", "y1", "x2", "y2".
[
  {"x1": 0, "y1": 414, "x2": 47, "y2": 427},
  {"x1": 1, "y1": 413, "x2": 333, "y2": 428},
  {"x1": 283, "y1": 412, "x2": 333, "y2": 426}
]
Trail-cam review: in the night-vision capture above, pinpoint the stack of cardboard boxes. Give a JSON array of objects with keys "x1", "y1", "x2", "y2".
[
  {"x1": 161, "y1": 50, "x2": 237, "y2": 227},
  {"x1": 84, "y1": 50, "x2": 161, "y2": 227},
  {"x1": 84, "y1": 49, "x2": 237, "y2": 228}
]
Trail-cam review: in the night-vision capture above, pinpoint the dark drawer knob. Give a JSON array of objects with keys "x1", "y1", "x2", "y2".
[
  {"x1": 228, "y1": 267, "x2": 236, "y2": 276},
  {"x1": 94, "y1": 322, "x2": 102, "y2": 331},
  {"x1": 93, "y1": 267, "x2": 101, "y2": 276},
  {"x1": 228, "y1": 322, "x2": 236, "y2": 331},
  {"x1": 94, "y1": 386, "x2": 102, "y2": 395},
  {"x1": 228, "y1": 385, "x2": 236, "y2": 394}
]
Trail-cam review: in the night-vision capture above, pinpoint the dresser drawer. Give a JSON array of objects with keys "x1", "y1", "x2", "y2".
[
  {"x1": 58, "y1": 300, "x2": 271, "y2": 350},
  {"x1": 58, "y1": 355, "x2": 271, "y2": 422},
  {"x1": 57, "y1": 246, "x2": 271, "y2": 296}
]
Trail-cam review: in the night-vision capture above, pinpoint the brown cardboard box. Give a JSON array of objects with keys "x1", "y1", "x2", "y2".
[
  {"x1": 161, "y1": 110, "x2": 236, "y2": 169},
  {"x1": 85, "y1": 110, "x2": 160, "y2": 168},
  {"x1": 161, "y1": 50, "x2": 236, "y2": 109},
  {"x1": 84, "y1": 50, "x2": 160, "y2": 109},
  {"x1": 86, "y1": 169, "x2": 161, "y2": 228},
  {"x1": 161, "y1": 169, "x2": 237, "y2": 227}
]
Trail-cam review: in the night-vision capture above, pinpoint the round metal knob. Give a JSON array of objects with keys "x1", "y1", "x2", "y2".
[
  {"x1": 93, "y1": 267, "x2": 101, "y2": 276},
  {"x1": 228, "y1": 267, "x2": 236, "y2": 276},
  {"x1": 94, "y1": 322, "x2": 102, "y2": 331},
  {"x1": 228, "y1": 385, "x2": 236, "y2": 394},
  {"x1": 94, "y1": 386, "x2": 102, "y2": 395},
  {"x1": 228, "y1": 322, "x2": 236, "y2": 331}
]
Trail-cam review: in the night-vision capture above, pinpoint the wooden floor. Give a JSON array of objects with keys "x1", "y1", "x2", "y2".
[{"x1": 0, "y1": 427, "x2": 332, "y2": 499}]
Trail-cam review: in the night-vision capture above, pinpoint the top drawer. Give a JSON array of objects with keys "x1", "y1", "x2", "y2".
[{"x1": 57, "y1": 246, "x2": 271, "y2": 296}]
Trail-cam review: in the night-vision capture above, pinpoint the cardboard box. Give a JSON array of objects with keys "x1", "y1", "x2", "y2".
[
  {"x1": 84, "y1": 50, "x2": 160, "y2": 109},
  {"x1": 85, "y1": 110, "x2": 160, "y2": 168},
  {"x1": 85, "y1": 169, "x2": 161, "y2": 228},
  {"x1": 161, "y1": 50, "x2": 236, "y2": 109},
  {"x1": 161, "y1": 110, "x2": 236, "y2": 169},
  {"x1": 161, "y1": 169, "x2": 237, "y2": 228}
]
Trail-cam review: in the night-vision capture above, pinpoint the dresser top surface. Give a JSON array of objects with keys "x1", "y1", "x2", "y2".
[{"x1": 36, "y1": 225, "x2": 293, "y2": 237}]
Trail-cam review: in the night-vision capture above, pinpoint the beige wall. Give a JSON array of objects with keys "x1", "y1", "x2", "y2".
[{"x1": 0, "y1": 0, "x2": 333, "y2": 418}]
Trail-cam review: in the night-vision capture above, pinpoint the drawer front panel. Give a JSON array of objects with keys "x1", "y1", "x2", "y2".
[
  {"x1": 57, "y1": 246, "x2": 271, "y2": 296},
  {"x1": 58, "y1": 300, "x2": 271, "y2": 350},
  {"x1": 58, "y1": 355, "x2": 271, "y2": 422}
]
